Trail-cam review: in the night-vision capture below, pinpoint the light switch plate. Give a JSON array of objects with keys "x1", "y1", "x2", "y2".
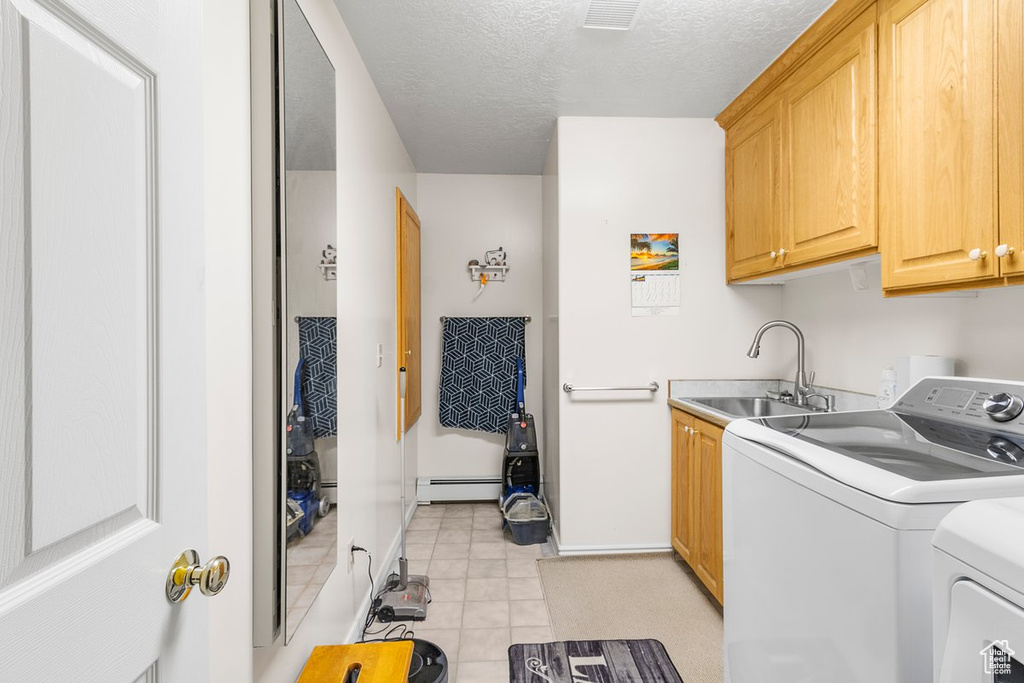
[{"x1": 376, "y1": 343, "x2": 383, "y2": 368}]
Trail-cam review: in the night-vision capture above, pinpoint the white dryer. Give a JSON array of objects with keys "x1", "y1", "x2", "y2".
[{"x1": 933, "y1": 497, "x2": 1024, "y2": 682}]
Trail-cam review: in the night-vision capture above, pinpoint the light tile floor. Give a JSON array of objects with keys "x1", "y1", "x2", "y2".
[
  {"x1": 286, "y1": 507, "x2": 337, "y2": 640},
  {"x1": 375, "y1": 502, "x2": 556, "y2": 683}
]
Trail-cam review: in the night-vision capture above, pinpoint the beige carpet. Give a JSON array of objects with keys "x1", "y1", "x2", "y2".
[{"x1": 536, "y1": 553, "x2": 723, "y2": 683}]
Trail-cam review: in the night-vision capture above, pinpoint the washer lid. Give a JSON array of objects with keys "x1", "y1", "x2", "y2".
[
  {"x1": 934, "y1": 498, "x2": 1024, "y2": 596},
  {"x1": 728, "y1": 414, "x2": 1024, "y2": 504}
]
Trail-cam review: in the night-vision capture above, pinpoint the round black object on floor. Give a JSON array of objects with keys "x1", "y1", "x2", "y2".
[{"x1": 406, "y1": 639, "x2": 448, "y2": 683}]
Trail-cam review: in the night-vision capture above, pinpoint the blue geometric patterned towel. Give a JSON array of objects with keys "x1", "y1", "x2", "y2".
[
  {"x1": 439, "y1": 317, "x2": 526, "y2": 433},
  {"x1": 297, "y1": 316, "x2": 337, "y2": 438}
]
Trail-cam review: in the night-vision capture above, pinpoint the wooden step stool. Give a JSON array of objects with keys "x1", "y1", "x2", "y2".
[{"x1": 297, "y1": 641, "x2": 414, "y2": 682}]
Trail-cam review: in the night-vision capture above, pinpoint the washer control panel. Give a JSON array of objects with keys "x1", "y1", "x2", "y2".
[
  {"x1": 895, "y1": 377, "x2": 1024, "y2": 435},
  {"x1": 983, "y1": 393, "x2": 1024, "y2": 422}
]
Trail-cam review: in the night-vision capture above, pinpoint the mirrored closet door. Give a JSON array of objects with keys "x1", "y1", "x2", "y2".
[{"x1": 280, "y1": 0, "x2": 338, "y2": 642}]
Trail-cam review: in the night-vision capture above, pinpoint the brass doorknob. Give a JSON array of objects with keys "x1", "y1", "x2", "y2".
[{"x1": 166, "y1": 549, "x2": 231, "y2": 603}]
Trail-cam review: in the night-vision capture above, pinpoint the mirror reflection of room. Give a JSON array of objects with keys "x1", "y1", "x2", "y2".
[{"x1": 281, "y1": 0, "x2": 338, "y2": 642}]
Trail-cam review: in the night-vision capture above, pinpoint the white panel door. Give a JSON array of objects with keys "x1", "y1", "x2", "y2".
[{"x1": 0, "y1": 0, "x2": 210, "y2": 680}]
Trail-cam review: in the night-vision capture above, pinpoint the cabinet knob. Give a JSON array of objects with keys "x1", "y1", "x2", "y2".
[
  {"x1": 770, "y1": 250, "x2": 778, "y2": 259},
  {"x1": 996, "y1": 244, "x2": 1016, "y2": 258},
  {"x1": 968, "y1": 248, "x2": 987, "y2": 261},
  {"x1": 777, "y1": 248, "x2": 787, "y2": 257}
]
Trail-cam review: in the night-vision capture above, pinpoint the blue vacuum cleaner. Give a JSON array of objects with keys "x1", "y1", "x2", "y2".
[
  {"x1": 286, "y1": 357, "x2": 328, "y2": 538},
  {"x1": 502, "y1": 356, "x2": 540, "y2": 499}
]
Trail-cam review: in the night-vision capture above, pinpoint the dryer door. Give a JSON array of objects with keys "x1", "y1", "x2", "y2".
[{"x1": 939, "y1": 580, "x2": 1024, "y2": 682}]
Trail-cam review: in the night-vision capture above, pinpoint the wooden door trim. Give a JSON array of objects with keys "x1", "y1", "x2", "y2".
[{"x1": 396, "y1": 187, "x2": 422, "y2": 439}]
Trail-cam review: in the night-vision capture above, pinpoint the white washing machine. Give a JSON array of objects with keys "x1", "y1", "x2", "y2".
[
  {"x1": 722, "y1": 377, "x2": 1024, "y2": 683},
  {"x1": 933, "y1": 497, "x2": 1024, "y2": 683}
]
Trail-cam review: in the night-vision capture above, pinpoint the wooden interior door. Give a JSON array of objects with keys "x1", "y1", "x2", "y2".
[
  {"x1": 726, "y1": 99, "x2": 783, "y2": 280},
  {"x1": 998, "y1": 0, "x2": 1024, "y2": 277},
  {"x1": 396, "y1": 188, "x2": 422, "y2": 436},
  {"x1": 0, "y1": 0, "x2": 210, "y2": 679},
  {"x1": 670, "y1": 410, "x2": 695, "y2": 564},
  {"x1": 879, "y1": 0, "x2": 998, "y2": 289},
  {"x1": 782, "y1": 6, "x2": 877, "y2": 266},
  {"x1": 693, "y1": 418, "x2": 724, "y2": 604}
]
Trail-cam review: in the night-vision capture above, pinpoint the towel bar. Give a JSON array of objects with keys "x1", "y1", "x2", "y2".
[
  {"x1": 440, "y1": 315, "x2": 531, "y2": 323},
  {"x1": 562, "y1": 382, "x2": 659, "y2": 393}
]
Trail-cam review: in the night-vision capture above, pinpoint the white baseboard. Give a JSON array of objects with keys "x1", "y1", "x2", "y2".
[
  {"x1": 343, "y1": 498, "x2": 419, "y2": 644},
  {"x1": 416, "y1": 476, "x2": 501, "y2": 502},
  {"x1": 550, "y1": 528, "x2": 671, "y2": 556}
]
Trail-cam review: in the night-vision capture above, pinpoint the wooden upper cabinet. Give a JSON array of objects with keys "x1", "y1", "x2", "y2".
[
  {"x1": 722, "y1": 0, "x2": 879, "y2": 282},
  {"x1": 878, "y1": 0, "x2": 999, "y2": 289},
  {"x1": 999, "y1": 0, "x2": 1024, "y2": 277},
  {"x1": 726, "y1": 100, "x2": 783, "y2": 280},
  {"x1": 781, "y1": 7, "x2": 877, "y2": 267}
]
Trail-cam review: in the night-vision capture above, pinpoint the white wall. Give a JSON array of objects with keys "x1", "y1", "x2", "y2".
[
  {"x1": 241, "y1": 0, "x2": 418, "y2": 680},
  {"x1": 541, "y1": 133, "x2": 561, "y2": 533},
  {"x1": 415, "y1": 173, "x2": 544, "y2": 482},
  {"x1": 286, "y1": 171, "x2": 339, "y2": 489},
  {"x1": 204, "y1": 1, "x2": 254, "y2": 680},
  {"x1": 553, "y1": 117, "x2": 786, "y2": 551},
  {"x1": 780, "y1": 262, "x2": 1024, "y2": 394}
]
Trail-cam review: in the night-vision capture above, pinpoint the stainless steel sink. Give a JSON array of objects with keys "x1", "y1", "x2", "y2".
[{"x1": 689, "y1": 396, "x2": 816, "y2": 419}]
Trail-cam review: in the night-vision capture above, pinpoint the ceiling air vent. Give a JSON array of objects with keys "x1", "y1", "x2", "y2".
[{"x1": 582, "y1": 0, "x2": 642, "y2": 30}]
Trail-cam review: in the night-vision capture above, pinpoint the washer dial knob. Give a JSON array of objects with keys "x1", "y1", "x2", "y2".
[{"x1": 983, "y1": 393, "x2": 1024, "y2": 422}]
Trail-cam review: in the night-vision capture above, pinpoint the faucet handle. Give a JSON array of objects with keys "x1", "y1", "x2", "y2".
[
  {"x1": 806, "y1": 392, "x2": 837, "y2": 412},
  {"x1": 808, "y1": 371, "x2": 816, "y2": 389}
]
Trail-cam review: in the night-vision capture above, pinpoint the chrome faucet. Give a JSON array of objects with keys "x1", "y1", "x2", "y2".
[{"x1": 747, "y1": 320, "x2": 813, "y2": 407}]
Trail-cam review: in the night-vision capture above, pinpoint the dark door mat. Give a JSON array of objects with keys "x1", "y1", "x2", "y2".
[{"x1": 510, "y1": 639, "x2": 684, "y2": 682}]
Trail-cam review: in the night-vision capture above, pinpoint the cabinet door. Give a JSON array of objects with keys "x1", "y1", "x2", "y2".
[
  {"x1": 879, "y1": 0, "x2": 998, "y2": 289},
  {"x1": 693, "y1": 418, "x2": 724, "y2": 604},
  {"x1": 670, "y1": 410, "x2": 695, "y2": 563},
  {"x1": 782, "y1": 7, "x2": 877, "y2": 266},
  {"x1": 726, "y1": 99, "x2": 783, "y2": 280},
  {"x1": 999, "y1": 0, "x2": 1024, "y2": 277}
]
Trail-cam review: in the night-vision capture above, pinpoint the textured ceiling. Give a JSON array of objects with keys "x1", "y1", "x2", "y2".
[
  {"x1": 284, "y1": 0, "x2": 336, "y2": 171},
  {"x1": 333, "y1": 0, "x2": 834, "y2": 174}
]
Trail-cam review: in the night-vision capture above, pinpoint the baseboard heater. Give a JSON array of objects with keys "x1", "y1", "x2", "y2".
[
  {"x1": 416, "y1": 476, "x2": 502, "y2": 503},
  {"x1": 321, "y1": 480, "x2": 337, "y2": 505}
]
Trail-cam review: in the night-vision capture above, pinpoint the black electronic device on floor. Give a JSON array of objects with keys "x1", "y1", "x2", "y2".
[{"x1": 406, "y1": 639, "x2": 449, "y2": 683}]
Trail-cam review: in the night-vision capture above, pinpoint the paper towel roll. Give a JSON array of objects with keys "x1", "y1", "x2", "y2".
[{"x1": 897, "y1": 355, "x2": 956, "y2": 395}]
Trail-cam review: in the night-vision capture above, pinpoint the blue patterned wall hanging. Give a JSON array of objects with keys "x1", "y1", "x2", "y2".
[
  {"x1": 438, "y1": 316, "x2": 526, "y2": 433},
  {"x1": 297, "y1": 316, "x2": 337, "y2": 438}
]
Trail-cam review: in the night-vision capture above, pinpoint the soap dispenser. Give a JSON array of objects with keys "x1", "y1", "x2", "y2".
[{"x1": 877, "y1": 364, "x2": 898, "y2": 409}]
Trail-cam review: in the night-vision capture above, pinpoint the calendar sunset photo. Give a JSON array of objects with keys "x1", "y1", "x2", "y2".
[{"x1": 630, "y1": 233, "x2": 679, "y2": 271}]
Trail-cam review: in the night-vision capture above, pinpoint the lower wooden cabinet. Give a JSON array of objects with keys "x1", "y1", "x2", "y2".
[{"x1": 670, "y1": 409, "x2": 724, "y2": 604}]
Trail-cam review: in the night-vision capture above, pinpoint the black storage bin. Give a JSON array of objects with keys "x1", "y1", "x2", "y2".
[{"x1": 503, "y1": 493, "x2": 550, "y2": 546}]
